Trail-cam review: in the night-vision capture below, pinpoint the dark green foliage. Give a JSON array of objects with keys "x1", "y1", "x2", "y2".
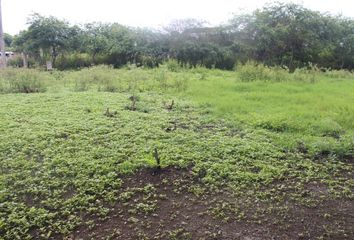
[
  {"x1": 10, "y1": 3, "x2": 354, "y2": 70},
  {"x1": 55, "y1": 53, "x2": 93, "y2": 70},
  {"x1": 4, "y1": 33, "x2": 13, "y2": 48},
  {"x1": 175, "y1": 42, "x2": 235, "y2": 70},
  {"x1": 229, "y1": 3, "x2": 354, "y2": 70}
]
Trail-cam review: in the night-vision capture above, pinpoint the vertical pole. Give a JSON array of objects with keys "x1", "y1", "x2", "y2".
[{"x1": 0, "y1": 0, "x2": 6, "y2": 68}]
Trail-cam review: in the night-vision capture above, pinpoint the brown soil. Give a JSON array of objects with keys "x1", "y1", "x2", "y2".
[{"x1": 69, "y1": 167, "x2": 354, "y2": 240}]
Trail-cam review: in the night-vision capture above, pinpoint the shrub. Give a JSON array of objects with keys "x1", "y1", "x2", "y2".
[
  {"x1": 237, "y1": 61, "x2": 272, "y2": 82},
  {"x1": 166, "y1": 59, "x2": 181, "y2": 72},
  {"x1": 137, "y1": 55, "x2": 161, "y2": 68}
]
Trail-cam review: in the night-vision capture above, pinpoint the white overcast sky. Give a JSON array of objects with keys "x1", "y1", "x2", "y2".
[{"x1": 2, "y1": 0, "x2": 354, "y2": 35}]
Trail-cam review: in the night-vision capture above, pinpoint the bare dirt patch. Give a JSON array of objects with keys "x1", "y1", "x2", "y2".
[{"x1": 69, "y1": 167, "x2": 354, "y2": 240}]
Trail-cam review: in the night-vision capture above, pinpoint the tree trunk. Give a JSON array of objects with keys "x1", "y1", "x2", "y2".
[
  {"x1": 51, "y1": 46, "x2": 57, "y2": 68},
  {"x1": 22, "y1": 52, "x2": 28, "y2": 68},
  {"x1": 0, "y1": 0, "x2": 6, "y2": 68}
]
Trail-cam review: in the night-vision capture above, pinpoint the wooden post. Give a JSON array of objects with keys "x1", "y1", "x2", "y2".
[{"x1": 0, "y1": 0, "x2": 6, "y2": 68}]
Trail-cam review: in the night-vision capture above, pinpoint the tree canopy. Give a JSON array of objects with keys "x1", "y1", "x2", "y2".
[{"x1": 9, "y1": 3, "x2": 354, "y2": 70}]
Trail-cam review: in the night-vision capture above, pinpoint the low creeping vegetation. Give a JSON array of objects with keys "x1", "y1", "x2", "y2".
[{"x1": 0, "y1": 65, "x2": 353, "y2": 239}]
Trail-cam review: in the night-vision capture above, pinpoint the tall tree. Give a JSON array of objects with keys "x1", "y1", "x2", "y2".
[
  {"x1": 81, "y1": 23, "x2": 111, "y2": 62},
  {"x1": 0, "y1": 0, "x2": 6, "y2": 68},
  {"x1": 26, "y1": 13, "x2": 71, "y2": 67}
]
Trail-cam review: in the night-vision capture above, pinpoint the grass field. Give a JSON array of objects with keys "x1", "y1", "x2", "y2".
[{"x1": 0, "y1": 65, "x2": 353, "y2": 239}]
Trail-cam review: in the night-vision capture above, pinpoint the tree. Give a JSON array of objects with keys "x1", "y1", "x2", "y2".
[
  {"x1": 25, "y1": 13, "x2": 72, "y2": 67},
  {"x1": 163, "y1": 18, "x2": 207, "y2": 35},
  {"x1": 81, "y1": 23, "x2": 111, "y2": 62},
  {"x1": 133, "y1": 28, "x2": 168, "y2": 67},
  {"x1": 6, "y1": 2, "x2": 354, "y2": 70},
  {"x1": 104, "y1": 23, "x2": 136, "y2": 67},
  {"x1": 227, "y1": 2, "x2": 354, "y2": 70},
  {"x1": 4, "y1": 33, "x2": 12, "y2": 47},
  {"x1": 12, "y1": 30, "x2": 34, "y2": 68}
]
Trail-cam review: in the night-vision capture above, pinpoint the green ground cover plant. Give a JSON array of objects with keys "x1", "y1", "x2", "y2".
[{"x1": 0, "y1": 64, "x2": 353, "y2": 239}]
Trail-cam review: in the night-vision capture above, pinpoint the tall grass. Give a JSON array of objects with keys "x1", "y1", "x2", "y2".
[
  {"x1": 0, "y1": 68, "x2": 49, "y2": 93},
  {"x1": 60, "y1": 65, "x2": 190, "y2": 93},
  {"x1": 237, "y1": 61, "x2": 319, "y2": 83}
]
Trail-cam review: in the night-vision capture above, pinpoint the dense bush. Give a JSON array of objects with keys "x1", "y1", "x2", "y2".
[
  {"x1": 136, "y1": 54, "x2": 162, "y2": 68},
  {"x1": 238, "y1": 62, "x2": 273, "y2": 82},
  {"x1": 55, "y1": 53, "x2": 93, "y2": 70},
  {"x1": 175, "y1": 42, "x2": 236, "y2": 70},
  {"x1": 165, "y1": 59, "x2": 182, "y2": 72}
]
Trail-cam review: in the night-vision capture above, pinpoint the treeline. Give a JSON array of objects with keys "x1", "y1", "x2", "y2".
[{"x1": 5, "y1": 2, "x2": 354, "y2": 71}]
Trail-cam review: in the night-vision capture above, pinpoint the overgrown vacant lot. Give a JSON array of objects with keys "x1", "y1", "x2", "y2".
[{"x1": 0, "y1": 66, "x2": 353, "y2": 240}]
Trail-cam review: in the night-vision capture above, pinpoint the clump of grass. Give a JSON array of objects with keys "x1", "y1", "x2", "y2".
[
  {"x1": 173, "y1": 74, "x2": 189, "y2": 92},
  {"x1": 0, "y1": 68, "x2": 48, "y2": 93},
  {"x1": 293, "y1": 67, "x2": 317, "y2": 83},
  {"x1": 155, "y1": 69, "x2": 169, "y2": 91},
  {"x1": 74, "y1": 78, "x2": 90, "y2": 92},
  {"x1": 312, "y1": 118, "x2": 344, "y2": 138}
]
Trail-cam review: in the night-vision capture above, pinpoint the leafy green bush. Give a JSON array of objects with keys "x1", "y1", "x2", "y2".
[
  {"x1": 137, "y1": 55, "x2": 161, "y2": 68},
  {"x1": 237, "y1": 61, "x2": 273, "y2": 82},
  {"x1": 166, "y1": 59, "x2": 182, "y2": 72}
]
